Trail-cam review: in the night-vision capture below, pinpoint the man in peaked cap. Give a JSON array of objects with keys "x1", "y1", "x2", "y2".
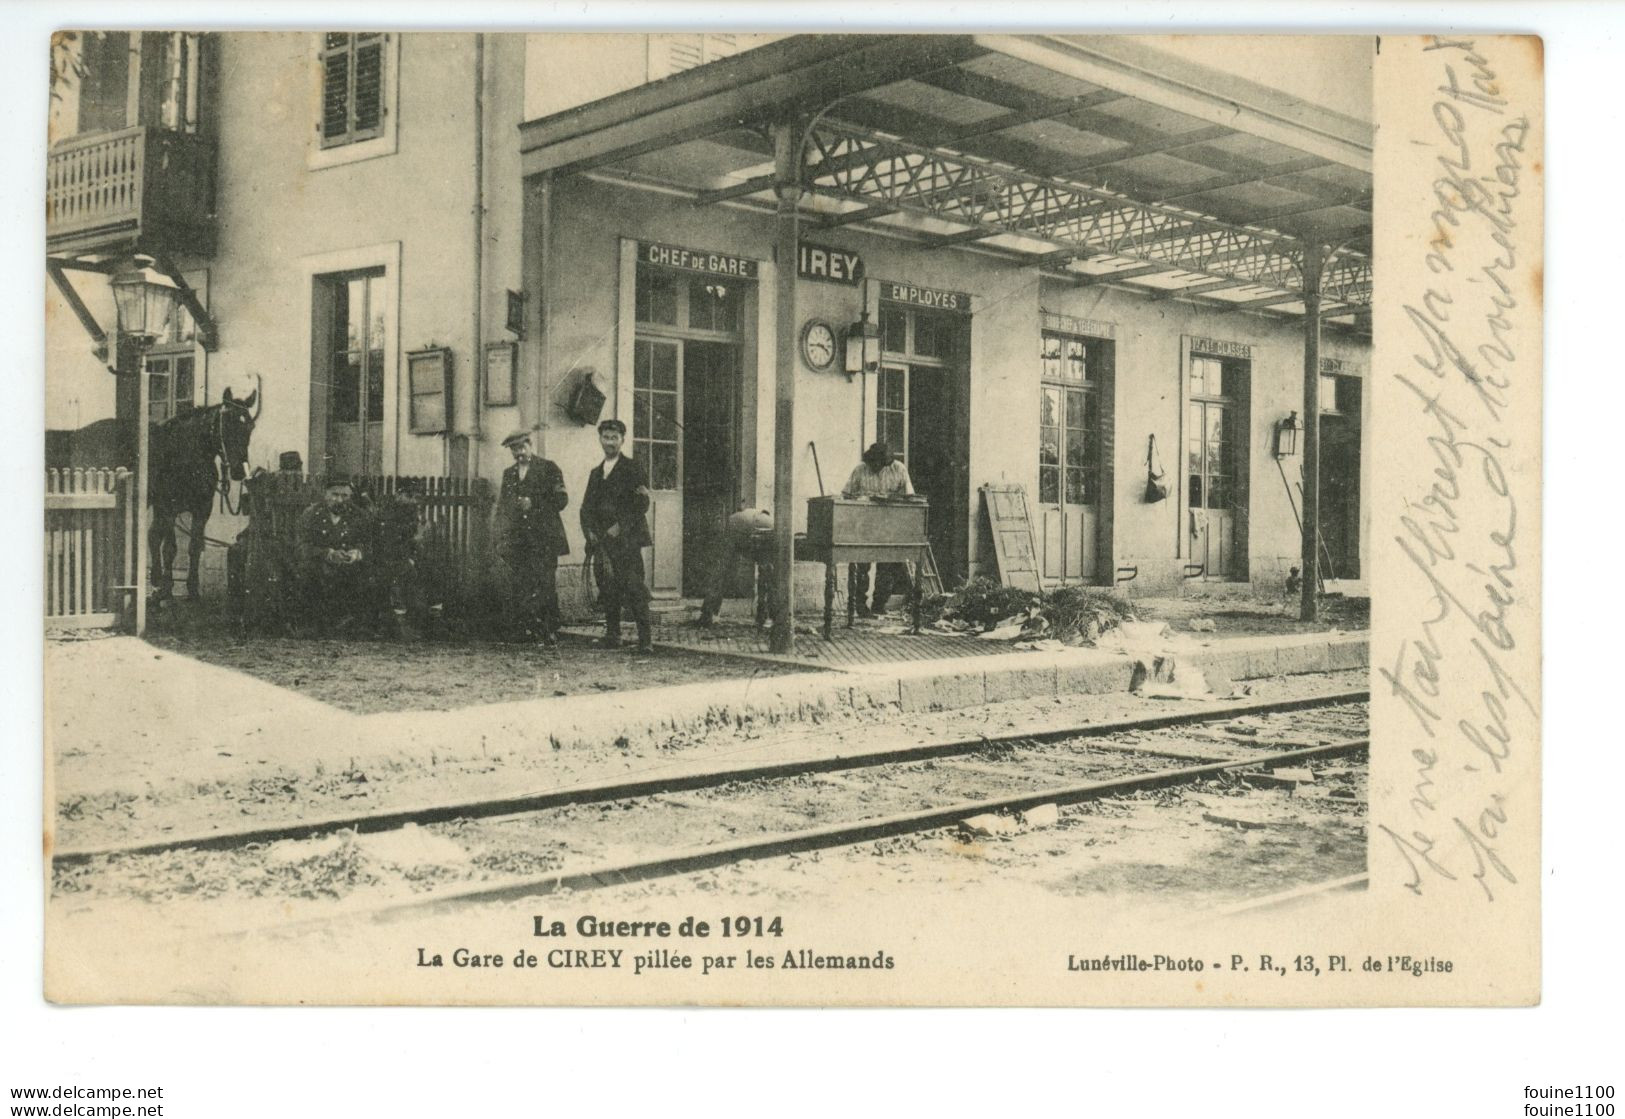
[
  {"x1": 296, "y1": 475, "x2": 374, "y2": 635},
  {"x1": 580, "y1": 417, "x2": 654, "y2": 653},
  {"x1": 498, "y1": 429, "x2": 570, "y2": 646}
]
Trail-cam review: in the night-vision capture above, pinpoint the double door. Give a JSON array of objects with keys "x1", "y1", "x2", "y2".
[
  {"x1": 1036, "y1": 331, "x2": 1106, "y2": 585},
  {"x1": 1038, "y1": 380, "x2": 1100, "y2": 584},
  {"x1": 319, "y1": 271, "x2": 385, "y2": 477},
  {"x1": 633, "y1": 336, "x2": 740, "y2": 598}
]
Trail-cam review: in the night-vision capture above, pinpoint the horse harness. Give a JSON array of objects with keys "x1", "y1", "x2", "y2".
[{"x1": 213, "y1": 400, "x2": 251, "y2": 516}]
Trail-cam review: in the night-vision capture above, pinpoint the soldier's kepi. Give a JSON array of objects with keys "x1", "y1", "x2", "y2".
[{"x1": 295, "y1": 476, "x2": 374, "y2": 635}]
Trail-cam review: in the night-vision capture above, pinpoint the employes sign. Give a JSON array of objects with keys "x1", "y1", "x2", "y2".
[
  {"x1": 882, "y1": 280, "x2": 970, "y2": 313},
  {"x1": 797, "y1": 243, "x2": 864, "y2": 286}
]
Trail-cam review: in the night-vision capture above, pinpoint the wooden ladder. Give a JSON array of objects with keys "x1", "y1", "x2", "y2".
[{"x1": 916, "y1": 546, "x2": 946, "y2": 597}]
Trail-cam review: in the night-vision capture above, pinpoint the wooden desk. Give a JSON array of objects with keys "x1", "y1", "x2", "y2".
[{"x1": 804, "y1": 495, "x2": 930, "y2": 639}]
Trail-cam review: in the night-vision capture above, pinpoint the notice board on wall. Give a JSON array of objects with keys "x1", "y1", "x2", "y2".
[{"x1": 979, "y1": 484, "x2": 1044, "y2": 594}]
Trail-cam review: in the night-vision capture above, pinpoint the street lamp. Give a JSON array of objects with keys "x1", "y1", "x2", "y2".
[
  {"x1": 109, "y1": 266, "x2": 180, "y2": 636},
  {"x1": 110, "y1": 268, "x2": 178, "y2": 348}
]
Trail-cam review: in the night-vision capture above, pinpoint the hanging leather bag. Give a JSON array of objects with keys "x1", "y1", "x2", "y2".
[{"x1": 1144, "y1": 434, "x2": 1169, "y2": 503}]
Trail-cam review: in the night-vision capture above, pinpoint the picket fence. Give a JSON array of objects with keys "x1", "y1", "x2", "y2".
[{"x1": 45, "y1": 468, "x2": 133, "y2": 628}]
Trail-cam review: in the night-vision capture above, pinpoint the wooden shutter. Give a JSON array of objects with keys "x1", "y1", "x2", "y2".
[
  {"x1": 320, "y1": 33, "x2": 385, "y2": 148},
  {"x1": 651, "y1": 33, "x2": 741, "y2": 80},
  {"x1": 669, "y1": 35, "x2": 705, "y2": 73},
  {"x1": 320, "y1": 34, "x2": 350, "y2": 144},
  {"x1": 352, "y1": 34, "x2": 385, "y2": 138}
]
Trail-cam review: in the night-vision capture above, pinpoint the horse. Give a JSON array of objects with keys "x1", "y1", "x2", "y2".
[{"x1": 148, "y1": 383, "x2": 259, "y2": 600}]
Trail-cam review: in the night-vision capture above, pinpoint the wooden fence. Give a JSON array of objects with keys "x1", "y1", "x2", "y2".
[
  {"x1": 242, "y1": 473, "x2": 493, "y2": 560},
  {"x1": 45, "y1": 468, "x2": 133, "y2": 629},
  {"x1": 236, "y1": 474, "x2": 497, "y2": 627}
]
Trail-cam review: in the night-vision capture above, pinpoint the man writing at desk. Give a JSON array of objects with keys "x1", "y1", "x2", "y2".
[{"x1": 842, "y1": 440, "x2": 914, "y2": 617}]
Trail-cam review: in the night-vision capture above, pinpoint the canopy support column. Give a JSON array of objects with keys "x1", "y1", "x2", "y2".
[
  {"x1": 1299, "y1": 243, "x2": 1323, "y2": 622},
  {"x1": 770, "y1": 120, "x2": 804, "y2": 654}
]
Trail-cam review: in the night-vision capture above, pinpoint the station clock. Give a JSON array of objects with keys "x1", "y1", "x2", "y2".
[{"x1": 800, "y1": 319, "x2": 838, "y2": 372}]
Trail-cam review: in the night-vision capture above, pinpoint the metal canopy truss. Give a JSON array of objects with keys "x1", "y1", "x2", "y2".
[
  {"x1": 520, "y1": 34, "x2": 1373, "y2": 320},
  {"x1": 801, "y1": 122, "x2": 1370, "y2": 307}
]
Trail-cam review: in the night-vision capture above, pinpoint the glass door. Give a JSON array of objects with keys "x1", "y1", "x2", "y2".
[
  {"x1": 632, "y1": 337, "x2": 682, "y2": 597},
  {"x1": 1037, "y1": 332, "x2": 1102, "y2": 584},
  {"x1": 1187, "y1": 356, "x2": 1237, "y2": 580},
  {"x1": 325, "y1": 271, "x2": 385, "y2": 477}
]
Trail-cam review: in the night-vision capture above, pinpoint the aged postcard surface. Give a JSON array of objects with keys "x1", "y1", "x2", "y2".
[{"x1": 41, "y1": 31, "x2": 1541, "y2": 1006}]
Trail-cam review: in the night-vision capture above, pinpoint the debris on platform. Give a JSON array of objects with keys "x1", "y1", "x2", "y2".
[
  {"x1": 959, "y1": 813, "x2": 1020, "y2": 837},
  {"x1": 1130, "y1": 655, "x2": 1213, "y2": 700},
  {"x1": 1272, "y1": 767, "x2": 1315, "y2": 784},
  {"x1": 265, "y1": 834, "x2": 345, "y2": 865},
  {"x1": 1019, "y1": 804, "x2": 1061, "y2": 829},
  {"x1": 1201, "y1": 811, "x2": 1269, "y2": 831},
  {"x1": 356, "y1": 823, "x2": 472, "y2": 869}
]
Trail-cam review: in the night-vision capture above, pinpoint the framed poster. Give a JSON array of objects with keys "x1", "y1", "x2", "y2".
[
  {"x1": 484, "y1": 341, "x2": 517, "y2": 407},
  {"x1": 505, "y1": 289, "x2": 526, "y2": 337},
  {"x1": 406, "y1": 346, "x2": 451, "y2": 434}
]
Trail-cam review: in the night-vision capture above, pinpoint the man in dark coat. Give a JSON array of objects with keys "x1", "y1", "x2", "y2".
[
  {"x1": 498, "y1": 430, "x2": 570, "y2": 645},
  {"x1": 580, "y1": 418, "x2": 654, "y2": 653},
  {"x1": 371, "y1": 477, "x2": 428, "y2": 640},
  {"x1": 296, "y1": 476, "x2": 374, "y2": 634}
]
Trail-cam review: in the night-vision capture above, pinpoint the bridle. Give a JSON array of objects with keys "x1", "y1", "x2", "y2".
[
  {"x1": 212, "y1": 376, "x2": 261, "y2": 516},
  {"x1": 213, "y1": 403, "x2": 250, "y2": 515}
]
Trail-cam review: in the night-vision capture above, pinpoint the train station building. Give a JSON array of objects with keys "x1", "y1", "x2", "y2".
[{"x1": 46, "y1": 32, "x2": 1372, "y2": 625}]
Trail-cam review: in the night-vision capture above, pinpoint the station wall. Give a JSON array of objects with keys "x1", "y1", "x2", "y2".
[{"x1": 541, "y1": 176, "x2": 1370, "y2": 597}]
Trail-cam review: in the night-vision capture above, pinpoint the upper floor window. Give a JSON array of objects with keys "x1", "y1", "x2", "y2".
[
  {"x1": 320, "y1": 33, "x2": 386, "y2": 149},
  {"x1": 309, "y1": 33, "x2": 398, "y2": 170},
  {"x1": 51, "y1": 31, "x2": 203, "y2": 142},
  {"x1": 647, "y1": 34, "x2": 742, "y2": 81}
]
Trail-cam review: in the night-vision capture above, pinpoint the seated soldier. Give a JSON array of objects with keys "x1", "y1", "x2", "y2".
[
  {"x1": 372, "y1": 478, "x2": 428, "y2": 639},
  {"x1": 296, "y1": 476, "x2": 373, "y2": 635}
]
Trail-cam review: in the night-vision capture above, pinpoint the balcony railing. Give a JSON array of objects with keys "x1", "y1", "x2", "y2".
[{"x1": 47, "y1": 126, "x2": 216, "y2": 258}]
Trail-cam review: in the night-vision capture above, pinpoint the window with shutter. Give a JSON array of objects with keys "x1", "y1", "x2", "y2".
[
  {"x1": 647, "y1": 33, "x2": 750, "y2": 81},
  {"x1": 319, "y1": 33, "x2": 386, "y2": 149}
]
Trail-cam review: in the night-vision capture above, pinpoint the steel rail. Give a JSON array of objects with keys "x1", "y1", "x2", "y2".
[
  {"x1": 362, "y1": 737, "x2": 1369, "y2": 918},
  {"x1": 53, "y1": 689, "x2": 1366, "y2": 865},
  {"x1": 1209, "y1": 872, "x2": 1369, "y2": 919}
]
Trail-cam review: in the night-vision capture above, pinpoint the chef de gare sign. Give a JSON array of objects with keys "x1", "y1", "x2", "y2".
[{"x1": 640, "y1": 241, "x2": 758, "y2": 278}]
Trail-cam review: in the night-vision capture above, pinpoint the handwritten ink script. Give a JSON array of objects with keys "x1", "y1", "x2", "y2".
[{"x1": 1379, "y1": 37, "x2": 1540, "y2": 903}]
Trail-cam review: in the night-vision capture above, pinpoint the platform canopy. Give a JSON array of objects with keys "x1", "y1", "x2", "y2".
[{"x1": 520, "y1": 34, "x2": 1372, "y2": 326}]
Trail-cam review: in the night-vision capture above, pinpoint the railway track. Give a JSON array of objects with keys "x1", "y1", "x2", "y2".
[{"x1": 53, "y1": 690, "x2": 1368, "y2": 918}]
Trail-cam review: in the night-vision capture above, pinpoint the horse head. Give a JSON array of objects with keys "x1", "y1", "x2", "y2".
[{"x1": 219, "y1": 379, "x2": 260, "y2": 482}]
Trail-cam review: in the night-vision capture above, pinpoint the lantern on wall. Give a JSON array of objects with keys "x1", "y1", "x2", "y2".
[
  {"x1": 110, "y1": 268, "x2": 179, "y2": 348},
  {"x1": 844, "y1": 309, "x2": 881, "y2": 379},
  {"x1": 1274, "y1": 411, "x2": 1300, "y2": 459}
]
